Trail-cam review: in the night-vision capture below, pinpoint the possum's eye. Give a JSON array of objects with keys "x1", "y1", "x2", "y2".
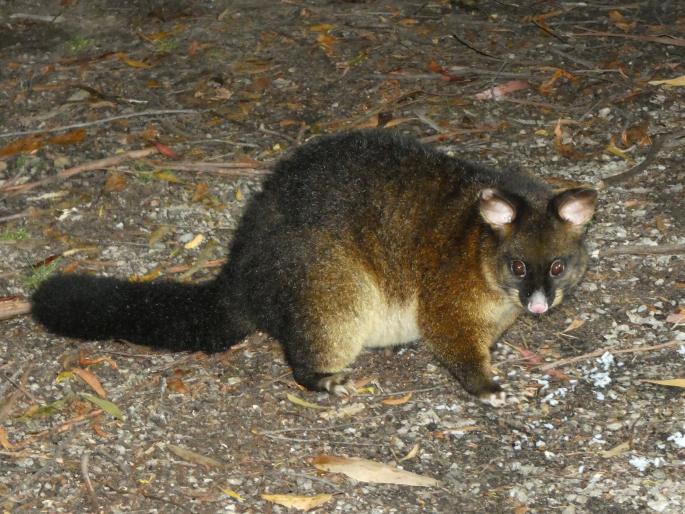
[
  {"x1": 510, "y1": 260, "x2": 526, "y2": 278},
  {"x1": 550, "y1": 259, "x2": 565, "y2": 277}
]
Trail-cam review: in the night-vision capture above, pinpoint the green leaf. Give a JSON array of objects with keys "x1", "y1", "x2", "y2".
[
  {"x1": 80, "y1": 393, "x2": 124, "y2": 420},
  {"x1": 19, "y1": 395, "x2": 72, "y2": 420}
]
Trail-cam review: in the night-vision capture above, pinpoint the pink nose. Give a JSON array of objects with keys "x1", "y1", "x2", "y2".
[
  {"x1": 528, "y1": 303, "x2": 548, "y2": 314},
  {"x1": 527, "y1": 290, "x2": 548, "y2": 314}
]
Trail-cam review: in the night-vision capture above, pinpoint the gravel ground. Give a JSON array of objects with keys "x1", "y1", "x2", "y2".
[{"x1": 1, "y1": 1, "x2": 684, "y2": 512}]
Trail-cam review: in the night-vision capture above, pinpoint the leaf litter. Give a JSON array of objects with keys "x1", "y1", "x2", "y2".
[{"x1": 0, "y1": 1, "x2": 684, "y2": 513}]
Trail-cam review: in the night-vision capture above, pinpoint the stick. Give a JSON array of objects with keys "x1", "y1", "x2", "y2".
[
  {"x1": 600, "y1": 129, "x2": 685, "y2": 187},
  {"x1": 0, "y1": 366, "x2": 34, "y2": 422},
  {"x1": 81, "y1": 452, "x2": 100, "y2": 511},
  {"x1": 13, "y1": 409, "x2": 104, "y2": 448},
  {"x1": 600, "y1": 135, "x2": 666, "y2": 187},
  {"x1": 570, "y1": 31, "x2": 685, "y2": 47},
  {"x1": 450, "y1": 33, "x2": 501, "y2": 60},
  {"x1": 536, "y1": 341, "x2": 680, "y2": 372},
  {"x1": 1, "y1": 147, "x2": 158, "y2": 195},
  {"x1": 0, "y1": 209, "x2": 36, "y2": 223},
  {"x1": 0, "y1": 109, "x2": 200, "y2": 139},
  {"x1": 600, "y1": 243, "x2": 685, "y2": 257},
  {"x1": 142, "y1": 160, "x2": 271, "y2": 176},
  {"x1": 0, "y1": 299, "x2": 31, "y2": 320}
]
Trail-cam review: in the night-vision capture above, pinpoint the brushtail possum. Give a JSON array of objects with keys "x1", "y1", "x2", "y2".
[{"x1": 32, "y1": 130, "x2": 597, "y2": 404}]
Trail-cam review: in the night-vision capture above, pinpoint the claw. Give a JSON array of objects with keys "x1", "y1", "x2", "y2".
[
  {"x1": 479, "y1": 390, "x2": 507, "y2": 408},
  {"x1": 322, "y1": 375, "x2": 357, "y2": 396}
]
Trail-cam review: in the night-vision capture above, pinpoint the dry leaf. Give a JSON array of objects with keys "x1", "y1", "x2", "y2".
[
  {"x1": 72, "y1": 367, "x2": 107, "y2": 398},
  {"x1": 399, "y1": 443, "x2": 419, "y2": 462},
  {"x1": 539, "y1": 69, "x2": 575, "y2": 95},
  {"x1": 308, "y1": 23, "x2": 335, "y2": 32},
  {"x1": 0, "y1": 135, "x2": 44, "y2": 157},
  {"x1": 643, "y1": 378, "x2": 685, "y2": 388},
  {"x1": 563, "y1": 318, "x2": 585, "y2": 333},
  {"x1": 261, "y1": 493, "x2": 333, "y2": 512},
  {"x1": 0, "y1": 427, "x2": 14, "y2": 449},
  {"x1": 103, "y1": 171, "x2": 128, "y2": 193},
  {"x1": 149, "y1": 225, "x2": 172, "y2": 246},
  {"x1": 383, "y1": 117, "x2": 412, "y2": 128},
  {"x1": 648, "y1": 75, "x2": 685, "y2": 87},
  {"x1": 153, "y1": 169, "x2": 183, "y2": 183},
  {"x1": 666, "y1": 308, "x2": 685, "y2": 324},
  {"x1": 129, "y1": 267, "x2": 162, "y2": 282},
  {"x1": 167, "y1": 376, "x2": 190, "y2": 394},
  {"x1": 513, "y1": 346, "x2": 543, "y2": 366},
  {"x1": 354, "y1": 114, "x2": 379, "y2": 129},
  {"x1": 605, "y1": 141, "x2": 632, "y2": 161},
  {"x1": 474, "y1": 80, "x2": 529, "y2": 100},
  {"x1": 608, "y1": 10, "x2": 637, "y2": 32},
  {"x1": 192, "y1": 182, "x2": 210, "y2": 202},
  {"x1": 143, "y1": 30, "x2": 169, "y2": 42},
  {"x1": 316, "y1": 34, "x2": 337, "y2": 57},
  {"x1": 167, "y1": 444, "x2": 223, "y2": 468},
  {"x1": 312, "y1": 455, "x2": 440, "y2": 487},
  {"x1": 49, "y1": 128, "x2": 86, "y2": 145},
  {"x1": 319, "y1": 402, "x2": 365, "y2": 420},
  {"x1": 221, "y1": 488, "x2": 243, "y2": 501},
  {"x1": 621, "y1": 124, "x2": 651, "y2": 146},
  {"x1": 381, "y1": 392, "x2": 413, "y2": 405},
  {"x1": 78, "y1": 353, "x2": 119, "y2": 369},
  {"x1": 115, "y1": 52, "x2": 151, "y2": 68},
  {"x1": 286, "y1": 393, "x2": 325, "y2": 410},
  {"x1": 599, "y1": 440, "x2": 630, "y2": 458},
  {"x1": 153, "y1": 142, "x2": 180, "y2": 159},
  {"x1": 184, "y1": 234, "x2": 204, "y2": 250}
]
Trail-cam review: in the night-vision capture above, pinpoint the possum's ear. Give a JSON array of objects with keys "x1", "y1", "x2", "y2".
[
  {"x1": 479, "y1": 188, "x2": 517, "y2": 229},
  {"x1": 551, "y1": 188, "x2": 597, "y2": 228}
]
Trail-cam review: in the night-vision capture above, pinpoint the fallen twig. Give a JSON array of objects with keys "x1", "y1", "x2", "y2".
[
  {"x1": 0, "y1": 298, "x2": 31, "y2": 320},
  {"x1": 142, "y1": 160, "x2": 271, "y2": 176},
  {"x1": 0, "y1": 208, "x2": 40, "y2": 224},
  {"x1": 0, "y1": 109, "x2": 200, "y2": 139},
  {"x1": 600, "y1": 135, "x2": 666, "y2": 187},
  {"x1": 600, "y1": 243, "x2": 685, "y2": 257},
  {"x1": 0, "y1": 366, "x2": 34, "y2": 422},
  {"x1": 419, "y1": 125, "x2": 502, "y2": 143},
  {"x1": 1, "y1": 147, "x2": 159, "y2": 195},
  {"x1": 13, "y1": 409, "x2": 104, "y2": 448},
  {"x1": 570, "y1": 30, "x2": 685, "y2": 47},
  {"x1": 165, "y1": 258, "x2": 226, "y2": 274},
  {"x1": 536, "y1": 341, "x2": 680, "y2": 372},
  {"x1": 81, "y1": 452, "x2": 100, "y2": 511},
  {"x1": 451, "y1": 33, "x2": 501, "y2": 60}
]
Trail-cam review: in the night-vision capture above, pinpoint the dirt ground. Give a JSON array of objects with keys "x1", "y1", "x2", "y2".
[{"x1": 1, "y1": 1, "x2": 684, "y2": 512}]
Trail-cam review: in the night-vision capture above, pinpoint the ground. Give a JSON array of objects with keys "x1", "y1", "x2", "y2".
[{"x1": 1, "y1": 1, "x2": 684, "y2": 513}]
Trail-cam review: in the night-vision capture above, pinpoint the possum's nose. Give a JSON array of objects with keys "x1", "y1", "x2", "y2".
[{"x1": 527, "y1": 290, "x2": 548, "y2": 314}]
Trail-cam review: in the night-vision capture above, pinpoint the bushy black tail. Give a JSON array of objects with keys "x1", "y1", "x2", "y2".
[{"x1": 31, "y1": 274, "x2": 250, "y2": 352}]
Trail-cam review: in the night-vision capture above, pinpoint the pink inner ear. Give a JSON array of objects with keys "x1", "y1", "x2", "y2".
[
  {"x1": 559, "y1": 198, "x2": 593, "y2": 225},
  {"x1": 480, "y1": 189, "x2": 515, "y2": 226}
]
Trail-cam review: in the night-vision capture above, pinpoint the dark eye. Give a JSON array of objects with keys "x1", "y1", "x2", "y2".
[
  {"x1": 510, "y1": 260, "x2": 526, "y2": 277},
  {"x1": 550, "y1": 259, "x2": 565, "y2": 277}
]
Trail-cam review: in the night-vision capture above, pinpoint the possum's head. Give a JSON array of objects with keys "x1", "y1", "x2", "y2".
[{"x1": 479, "y1": 187, "x2": 597, "y2": 314}]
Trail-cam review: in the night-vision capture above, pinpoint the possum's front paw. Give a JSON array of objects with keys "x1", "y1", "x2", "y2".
[
  {"x1": 293, "y1": 368, "x2": 357, "y2": 396},
  {"x1": 320, "y1": 374, "x2": 357, "y2": 396},
  {"x1": 449, "y1": 362, "x2": 503, "y2": 400},
  {"x1": 479, "y1": 390, "x2": 507, "y2": 408}
]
